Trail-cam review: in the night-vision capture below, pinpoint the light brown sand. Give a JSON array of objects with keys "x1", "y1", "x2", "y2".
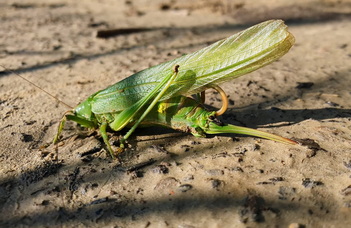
[{"x1": 1, "y1": 0, "x2": 351, "y2": 227}]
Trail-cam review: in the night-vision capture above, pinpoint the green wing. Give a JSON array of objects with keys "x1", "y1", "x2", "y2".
[{"x1": 91, "y1": 20, "x2": 294, "y2": 114}]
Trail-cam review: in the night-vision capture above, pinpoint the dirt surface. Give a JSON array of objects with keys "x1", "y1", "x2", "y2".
[{"x1": 1, "y1": 0, "x2": 351, "y2": 227}]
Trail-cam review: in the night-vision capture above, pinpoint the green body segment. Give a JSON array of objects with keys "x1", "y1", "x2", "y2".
[
  {"x1": 137, "y1": 96, "x2": 296, "y2": 145},
  {"x1": 137, "y1": 95, "x2": 214, "y2": 136}
]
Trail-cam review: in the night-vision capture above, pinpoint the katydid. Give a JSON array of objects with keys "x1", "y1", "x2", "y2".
[{"x1": 53, "y1": 19, "x2": 296, "y2": 158}]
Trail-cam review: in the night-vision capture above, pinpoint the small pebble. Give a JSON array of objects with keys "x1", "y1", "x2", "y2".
[
  {"x1": 205, "y1": 169, "x2": 224, "y2": 176},
  {"x1": 178, "y1": 184, "x2": 192, "y2": 192},
  {"x1": 152, "y1": 165, "x2": 169, "y2": 174}
]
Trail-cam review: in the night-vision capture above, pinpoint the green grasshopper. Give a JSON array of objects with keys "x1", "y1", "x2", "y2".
[{"x1": 53, "y1": 19, "x2": 296, "y2": 158}]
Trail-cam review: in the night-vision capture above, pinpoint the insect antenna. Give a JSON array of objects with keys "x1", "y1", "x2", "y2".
[{"x1": 0, "y1": 65, "x2": 73, "y2": 109}]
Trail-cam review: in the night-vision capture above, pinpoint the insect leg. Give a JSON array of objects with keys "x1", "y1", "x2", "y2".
[
  {"x1": 118, "y1": 65, "x2": 181, "y2": 150},
  {"x1": 53, "y1": 116, "x2": 67, "y2": 144},
  {"x1": 199, "y1": 91, "x2": 206, "y2": 103},
  {"x1": 99, "y1": 122, "x2": 119, "y2": 159},
  {"x1": 53, "y1": 110, "x2": 72, "y2": 144},
  {"x1": 109, "y1": 65, "x2": 182, "y2": 134}
]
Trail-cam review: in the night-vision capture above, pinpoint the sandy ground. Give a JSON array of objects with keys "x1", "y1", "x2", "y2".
[{"x1": 1, "y1": 0, "x2": 351, "y2": 227}]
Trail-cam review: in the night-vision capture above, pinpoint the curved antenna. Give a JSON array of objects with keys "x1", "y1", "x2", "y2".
[
  {"x1": 212, "y1": 85, "x2": 228, "y2": 116},
  {"x1": 200, "y1": 85, "x2": 229, "y2": 116}
]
